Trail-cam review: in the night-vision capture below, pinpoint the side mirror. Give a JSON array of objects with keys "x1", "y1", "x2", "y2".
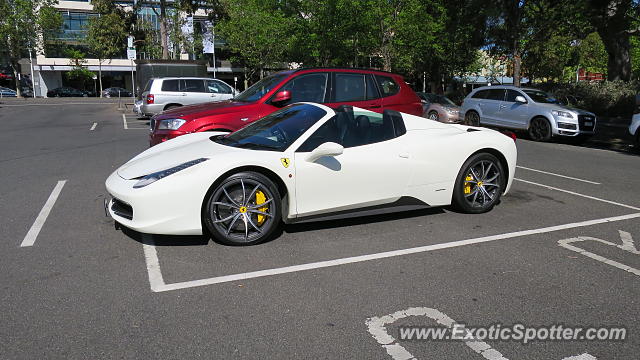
[
  {"x1": 306, "y1": 142, "x2": 344, "y2": 162},
  {"x1": 515, "y1": 95, "x2": 527, "y2": 104},
  {"x1": 272, "y1": 90, "x2": 292, "y2": 105}
]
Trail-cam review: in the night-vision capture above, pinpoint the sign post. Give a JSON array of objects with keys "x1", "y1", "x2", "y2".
[{"x1": 127, "y1": 36, "x2": 136, "y2": 97}]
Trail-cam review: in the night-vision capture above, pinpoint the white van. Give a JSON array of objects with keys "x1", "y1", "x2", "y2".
[{"x1": 138, "y1": 77, "x2": 237, "y2": 116}]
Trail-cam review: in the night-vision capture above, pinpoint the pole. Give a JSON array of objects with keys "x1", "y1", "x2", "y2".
[
  {"x1": 131, "y1": 59, "x2": 135, "y2": 97},
  {"x1": 28, "y1": 48, "x2": 36, "y2": 98},
  {"x1": 212, "y1": 20, "x2": 216, "y2": 79}
]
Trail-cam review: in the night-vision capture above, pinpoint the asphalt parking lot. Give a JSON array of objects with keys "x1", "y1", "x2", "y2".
[{"x1": 1, "y1": 99, "x2": 639, "y2": 359}]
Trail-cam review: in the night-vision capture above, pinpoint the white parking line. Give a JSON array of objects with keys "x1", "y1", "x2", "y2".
[
  {"x1": 558, "y1": 230, "x2": 640, "y2": 276},
  {"x1": 142, "y1": 212, "x2": 640, "y2": 292},
  {"x1": 90, "y1": 122, "x2": 97, "y2": 131},
  {"x1": 20, "y1": 180, "x2": 67, "y2": 247},
  {"x1": 516, "y1": 166, "x2": 601, "y2": 185},
  {"x1": 122, "y1": 114, "x2": 128, "y2": 129},
  {"x1": 515, "y1": 178, "x2": 640, "y2": 210}
]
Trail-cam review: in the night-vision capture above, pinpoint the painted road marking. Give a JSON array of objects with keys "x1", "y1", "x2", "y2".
[
  {"x1": 558, "y1": 230, "x2": 640, "y2": 276},
  {"x1": 20, "y1": 180, "x2": 67, "y2": 247},
  {"x1": 142, "y1": 212, "x2": 640, "y2": 292},
  {"x1": 365, "y1": 307, "x2": 595, "y2": 360},
  {"x1": 122, "y1": 114, "x2": 128, "y2": 129},
  {"x1": 514, "y1": 178, "x2": 640, "y2": 211},
  {"x1": 516, "y1": 166, "x2": 600, "y2": 185},
  {"x1": 90, "y1": 122, "x2": 97, "y2": 131}
]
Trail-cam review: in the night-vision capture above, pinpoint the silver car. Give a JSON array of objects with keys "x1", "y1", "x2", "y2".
[
  {"x1": 461, "y1": 85, "x2": 596, "y2": 141},
  {"x1": 138, "y1": 77, "x2": 237, "y2": 117}
]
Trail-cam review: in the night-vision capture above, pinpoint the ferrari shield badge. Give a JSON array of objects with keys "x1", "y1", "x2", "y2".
[{"x1": 280, "y1": 158, "x2": 291, "y2": 168}]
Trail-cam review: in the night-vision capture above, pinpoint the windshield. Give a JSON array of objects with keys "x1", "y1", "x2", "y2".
[
  {"x1": 234, "y1": 73, "x2": 288, "y2": 102},
  {"x1": 433, "y1": 95, "x2": 456, "y2": 106},
  {"x1": 213, "y1": 103, "x2": 327, "y2": 151},
  {"x1": 523, "y1": 90, "x2": 560, "y2": 104}
]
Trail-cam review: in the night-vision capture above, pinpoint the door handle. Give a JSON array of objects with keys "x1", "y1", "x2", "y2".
[{"x1": 399, "y1": 152, "x2": 409, "y2": 158}]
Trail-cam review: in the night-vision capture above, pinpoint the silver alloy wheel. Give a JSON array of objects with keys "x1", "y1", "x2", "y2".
[
  {"x1": 466, "y1": 111, "x2": 480, "y2": 126},
  {"x1": 208, "y1": 178, "x2": 275, "y2": 243},
  {"x1": 428, "y1": 111, "x2": 439, "y2": 121},
  {"x1": 462, "y1": 159, "x2": 502, "y2": 208}
]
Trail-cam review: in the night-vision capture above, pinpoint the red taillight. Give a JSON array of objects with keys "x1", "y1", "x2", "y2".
[
  {"x1": 146, "y1": 94, "x2": 154, "y2": 104},
  {"x1": 502, "y1": 130, "x2": 517, "y2": 142}
]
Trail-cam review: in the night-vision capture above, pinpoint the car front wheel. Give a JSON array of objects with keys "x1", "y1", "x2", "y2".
[
  {"x1": 464, "y1": 111, "x2": 480, "y2": 126},
  {"x1": 528, "y1": 117, "x2": 552, "y2": 141},
  {"x1": 452, "y1": 153, "x2": 505, "y2": 214},
  {"x1": 204, "y1": 172, "x2": 282, "y2": 246}
]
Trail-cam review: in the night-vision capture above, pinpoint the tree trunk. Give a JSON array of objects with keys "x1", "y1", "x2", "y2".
[
  {"x1": 10, "y1": 60, "x2": 22, "y2": 98},
  {"x1": 512, "y1": 43, "x2": 521, "y2": 87},
  {"x1": 98, "y1": 60, "x2": 103, "y2": 97},
  {"x1": 600, "y1": 32, "x2": 631, "y2": 81},
  {"x1": 159, "y1": 0, "x2": 169, "y2": 60}
]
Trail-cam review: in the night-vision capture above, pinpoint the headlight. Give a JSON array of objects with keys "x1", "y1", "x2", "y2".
[
  {"x1": 552, "y1": 110, "x2": 574, "y2": 119},
  {"x1": 445, "y1": 108, "x2": 459, "y2": 114},
  {"x1": 156, "y1": 118, "x2": 187, "y2": 130},
  {"x1": 133, "y1": 158, "x2": 208, "y2": 188}
]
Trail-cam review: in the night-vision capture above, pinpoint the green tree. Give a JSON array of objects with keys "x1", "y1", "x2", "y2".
[
  {"x1": 87, "y1": 0, "x2": 127, "y2": 96},
  {"x1": 584, "y1": 0, "x2": 639, "y2": 81},
  {"x1": 576, "y1": 32, "x2": 608, "y2": 75},
  {"x1": 217, "y1": 0, "x2": 294, "y2": 79},
  {"x1": 0, "y1": 0, "x2": 61, "y2": 97},
  {"x1": 65, "y1": 48, "x2": 94, "y2": 89}
]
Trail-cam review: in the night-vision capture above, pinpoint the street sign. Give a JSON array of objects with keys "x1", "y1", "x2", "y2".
[
  {"x1": 127, "y1": 49, "x2": 137, "y2": 60},
  {"x1": 128, "y1": 36, "x2": 134, "y2": 48}
]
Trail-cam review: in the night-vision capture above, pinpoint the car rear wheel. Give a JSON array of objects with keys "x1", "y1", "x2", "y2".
[
  {"x1": 204, "y1": 172, "x2": 282, "y2": 246},
  {"x1": 428, "y1": 111, "x2": 439, "y2": 121},
  {"x1": 164, "y1": 104, "x2": 181, "y2": 111},
  {"x1": 464, "y1": 111, "x2": 480, "y2": 126},
  {"x1": 452, "y1": 153, "x2": 504, "y2": 214},
  {"x1": 528, "y1": 117, "x2": 552, "y2": 141}
]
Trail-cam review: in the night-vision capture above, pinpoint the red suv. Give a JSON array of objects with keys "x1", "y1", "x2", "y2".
[{"x1": 149, "y1": 68, "x2": 423, "y2": 146}]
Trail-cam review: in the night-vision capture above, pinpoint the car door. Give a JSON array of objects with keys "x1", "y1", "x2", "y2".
[
  {"x1": 159, "y1": 79, "x2": 183, "y2": 105},
  {"x1": 180, "y1": 79, "x2": 209, "y2": 105},
  {"x1": 206, "y1": 79, "x2": 234, "y2": 102},
  {"x1": 324, "y1": 73, "x2": 382, "y2": 111},
  {"x1": 478, "y1": 89, "x2": 506, "y2": 125},
  {"x1": 498, "y1": 89, "x2": 530, "y2": 129},
  {"x1": 293, "y1": 109, "x2": 410, "y2": 216}
]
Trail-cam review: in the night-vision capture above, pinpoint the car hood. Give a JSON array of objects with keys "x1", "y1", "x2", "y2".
[
  {"x1": 155, "y1": 99, "x2": 256, "y2": 120},
  {"x1": 117, "y1": 132, "x2": 240, "y2": 179},
  {"x1": 534, "y1": 102, "x2": 595, "y2": 116}
]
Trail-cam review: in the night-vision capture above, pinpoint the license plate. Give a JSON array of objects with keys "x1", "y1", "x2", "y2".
[{"x1": 585, "y1": 121, "x2": 593, "y2": 126}]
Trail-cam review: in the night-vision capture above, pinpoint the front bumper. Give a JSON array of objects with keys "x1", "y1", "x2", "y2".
[
  {"x1": 105, "y1": 171, "x2": 206, "y2": 235},
  {"x1": 553, "y1": 115, "x2": 596, "y2": 136},
  {"x1": 149, "y1": 129, "x2": 189, "y2": 146}
]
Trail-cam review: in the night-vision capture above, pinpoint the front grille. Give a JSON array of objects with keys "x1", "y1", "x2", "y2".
[
  {"x1": 578, "y1": 115, "x2": 595, "y2": 132},
  {"x1": 111, "y1": 198, "x2": 133, "y2": 220}
]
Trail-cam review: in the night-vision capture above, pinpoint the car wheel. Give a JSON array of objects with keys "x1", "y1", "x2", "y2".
[
  {"x1": 528, "y1": 117, "x2": 552, "y2": 141},
  {"x1": 428, "y1": 111, "x2": 439, "y2": 121},
  {"x1": 452, "y1": 153, "x2": 505, "y2": 214},
  {"x1": 204, "y1": 172, "x2": 282, "y2": 246},
  {"x1": 464, "y1": 111, "x2": 480, "y2": 126}
]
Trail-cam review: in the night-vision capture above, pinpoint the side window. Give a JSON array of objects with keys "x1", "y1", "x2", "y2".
[
  {"x1": 486, "y1": 89, "x2": 506, "y2": 101},
  {"x1": 181, "y1": 79, "x2": 206, "y2": 93},
  {"x1": 206, "y1": 80, "x2": 232, "y2": 94},
  {"x1": 335, "y1": 73, "x2": 366, "y2": 102},
  {"x1": 374, "y1": 75, "x2": 400, "y2": 97},
  {"x1": 161, "y1": 80, "x2": 179, "y2": 92},
  {"x1": 504, "y1": 89, "x2": 522, "y2": 102},
  {"x1": 297, "y1": 109, "x2": 400, "y2": 152},
  {"x1": 366, "y1": 75, "x2": 379, "y2": 100},
  {"x1": 471, "y1": 90, "x2": 488, "y2": 99},
  {"x1": 280, "y1": 73, "x2": 328, "y2": 103}
]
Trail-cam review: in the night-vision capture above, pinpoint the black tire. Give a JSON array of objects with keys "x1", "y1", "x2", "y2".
[
  {"x1": 464, "y1": 111, "x2": 480, "y2": 126},
  {"x1": 528, "y1": 117, "x2": 552, "y2": 141},
  {"x1": 203, "y1": 172, "x2": 282, "y2": 246},
  {"x1": 452, "y1": 153, "x2": 505, "y2": 214},
  {"x1": 164, "y1": 104, "x2": 181, "y2": 111},
  {"x1": 427, "y1": 111, "x2": 439, "y2": 121}
]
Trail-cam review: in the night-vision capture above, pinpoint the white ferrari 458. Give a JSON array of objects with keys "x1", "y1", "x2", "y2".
[{"x1": 106, "y1": 103, "x2": 517, "y2": 245}]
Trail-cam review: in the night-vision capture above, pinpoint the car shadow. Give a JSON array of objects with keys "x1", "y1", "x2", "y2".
[{"x1": 116, "y1": 207, "x2": 448, "y2": 246}]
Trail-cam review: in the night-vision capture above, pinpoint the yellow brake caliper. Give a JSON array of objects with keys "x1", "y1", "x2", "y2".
[
  {"x1": 464, "y1": 175, "x2": 473, "y2": 194},
  {"x1": 255, "y1": 191, "x2": 268, "y2": 225}
]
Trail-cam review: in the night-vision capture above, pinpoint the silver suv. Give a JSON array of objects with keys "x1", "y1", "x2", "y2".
[
  {"x1": 461, "y1": 85, "x2": 596, "y2": 141},
  {"x1": 138, "y1": 77, "x2": 237, "y2": 116}
]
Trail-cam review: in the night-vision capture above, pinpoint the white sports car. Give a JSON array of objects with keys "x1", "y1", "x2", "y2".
[{"x1": 106, "y1": 103, "x2": 517, "y2": 245}]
